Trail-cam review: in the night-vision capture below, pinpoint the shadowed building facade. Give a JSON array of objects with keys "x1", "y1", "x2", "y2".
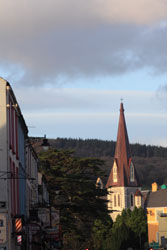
[{"x1": 106, "y1": 103, "x2": 143, "y2": 221}]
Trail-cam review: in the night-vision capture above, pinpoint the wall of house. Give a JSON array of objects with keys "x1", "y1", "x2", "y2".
[
  {"x1": 0, "y1": 80, "x2": 8, "y2": 207},
  {"x1": 0, "y1": 79, "x2": 10, "y2": 249},
  {"x1": 26, "y1": 142, "x2": 39, "y2": 218},
  {"x1": 0, "y1": 78, "x2": 39, "y2": 250},
  {"x1": 159, "y1": 216, "x2": 167, "y2": 245},
  {"x1": 18, "y1": 121, "x2": 26, "y2": 216},
  {"x1": 147, "y1": 207, "x2": 167, "y2": 243},
  {"x1": 29, "y1": 147, "x2": 38, "y2": 206}
]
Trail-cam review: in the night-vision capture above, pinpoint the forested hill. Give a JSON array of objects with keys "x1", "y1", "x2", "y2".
[
  {"x1": 32, "y1": 137, "x2": 167, "y2": 188},
  {"x1": 45, "y1": 137, "x2": 167, "y2": 158}
]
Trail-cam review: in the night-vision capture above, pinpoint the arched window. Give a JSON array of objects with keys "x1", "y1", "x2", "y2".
[
  {"x1": 118, "y1": 194, "x2": 120, "y2": 207},
  {"x1": 130, "y1": 162, "x2": 134, "y2": 182},
  {"x1": 136, "y1": 196, "x2": 141, "y2": 207},
  {"x1": 130, "y1": 193, "x2": 134, "y2": 207},
  {"x1": 113, "y1": 162, "x2": 118, "y2": 183},
  {"x1": 114, "y1": 194, "x2": 117, "y2": 207}
]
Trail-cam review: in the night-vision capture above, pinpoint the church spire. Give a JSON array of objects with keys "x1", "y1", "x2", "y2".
[
  {"x1": 106, "y1": 102, "x2": 139, "y2": 188},
  {"x1": 114, "y1": 102, "x2": 131, "y2": 166}
]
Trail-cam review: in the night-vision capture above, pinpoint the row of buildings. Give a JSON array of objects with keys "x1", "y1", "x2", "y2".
[
  {"x1": 0, "y1": 78, "x2": 61, "y2": 250},
  {"x1": 104, "y1": 102, "x2": 167, "y2": 249}
]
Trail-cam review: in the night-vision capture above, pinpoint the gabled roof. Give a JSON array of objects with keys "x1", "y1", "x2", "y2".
[
  {"x1": 146, "y1": 189, "x2": 167, "y2": 208},
  {"x1": 135, "y1": 189, "x2": 142, "y2": 197},
  {"x1": 106, "y1": 103, "x2": 139, "y2": 188}
]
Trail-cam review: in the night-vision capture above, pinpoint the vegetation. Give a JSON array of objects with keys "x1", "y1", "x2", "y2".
[
  {"x1": 32, "y1": 137, "x2": 167, "y2": 158},
  {"x1": 38, "y1": 148, "x2": 109, "y2": 250},
  {"x1": 91, "y1": 207, "x2": 148, "y2": 250},
  {"x1": 32, "y1": 137, "x2": 167, "y2": 188},
  {"x1": 38, "y1": 148, "x2": 148, "y2": 250},
  {"x1": 49, "y1": 138, "x2": 167, "y2": 158}
]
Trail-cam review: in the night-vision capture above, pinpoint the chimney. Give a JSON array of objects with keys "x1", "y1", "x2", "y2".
[{"x1": 152, "y1": 182, "x2": 158, "y2": 192}]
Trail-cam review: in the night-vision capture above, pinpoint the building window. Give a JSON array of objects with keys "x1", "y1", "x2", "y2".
[
  {"x1": 130, "y1": 162, "x2": 134, "y2": 182},
  {"x1": 136, "y1": 196, "x2": 141, "y2": 207},
  {"x1": 114, "y1": 194, "x2": 117, "y2": 207},
  {"x1": 118, "y1": 194, "x2": 120, "y2": 207},
  {"x1": 135, "y1": 196, "x2": 141, "y2": 207},
  {"x1": 113, "y1": 162, "x2": 118, "y2": 183},
  {"x1": 156, "y1": 210, "x2": 163, "y2": 222},
  {"x1": 130, "y1": 193, "x2": 134, "y2": 207}
]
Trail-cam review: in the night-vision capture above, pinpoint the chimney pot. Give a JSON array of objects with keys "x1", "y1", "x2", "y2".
[{"x1": 152, "y1": 182, "x2": 158, "y2": 192}]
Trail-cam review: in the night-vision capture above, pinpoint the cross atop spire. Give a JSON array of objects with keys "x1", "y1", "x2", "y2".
[{"x1": 106, "y1": 103, "x2": 139, "y2": 188}]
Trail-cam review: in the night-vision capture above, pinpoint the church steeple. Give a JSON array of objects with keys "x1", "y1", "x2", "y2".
[
  {"x1": 106, "y1": 103, "x2": 139, "y2": 188},
  {"x1": 115, "y1": 102, "x2": 131, "y2": 166}
]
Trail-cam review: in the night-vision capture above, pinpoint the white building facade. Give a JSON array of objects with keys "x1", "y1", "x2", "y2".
[{"x1": 0, "y1": 78, "x2": 38, "y2": 250}]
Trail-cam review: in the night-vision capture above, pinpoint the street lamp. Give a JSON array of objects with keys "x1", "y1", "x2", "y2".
[{"x1": 41, "y1": 135, "x2": 50, "y2": 151}]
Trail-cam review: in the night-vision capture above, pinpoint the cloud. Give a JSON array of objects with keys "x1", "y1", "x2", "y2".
[
  {"x1": 0, "y1": 0, "x2": 166, "y2": 28},
  {"x1": 15, "y1": 87, "x2": 156, "y2": 113},
  {"x1": 0, "y1": 0, "x2": 167, "y2": 86},
  {"x1": 156, "y1": 84, "x2": 167, "y2": 110}
]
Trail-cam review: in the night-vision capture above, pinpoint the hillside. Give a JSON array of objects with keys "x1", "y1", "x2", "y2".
[{"x1": 32, "y1": 137, "x2": 167, "y2": 189}]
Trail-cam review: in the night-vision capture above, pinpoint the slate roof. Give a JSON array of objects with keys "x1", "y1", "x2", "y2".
[
  {"x1": 106, "y1": 103, "x2": 139, "y2": 188},
  {"x1": 146, "y1": 189, "x2": 167, "y2": 208}
]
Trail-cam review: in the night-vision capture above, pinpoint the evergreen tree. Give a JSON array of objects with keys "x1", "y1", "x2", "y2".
[
  {"x1": 106, "y1": 208, "x2": 148, "y2": 250},
  {"x1": 39, "y1": 149, "x2": 109, "y2": 249}
]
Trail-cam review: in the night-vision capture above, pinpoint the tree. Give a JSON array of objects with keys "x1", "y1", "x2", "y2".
[
  {"x1": 107, "y1": 208, "x2": 148, "y2": 250},
  {"x1": 126, "y1": 207, "x2": 148, "y2": 250},
  {"x1": 38, "y1": 148, "x2": 109, "y2": 249},
  {"x1": 91, "y1": 216, "x2": 113, "y2": 250}
]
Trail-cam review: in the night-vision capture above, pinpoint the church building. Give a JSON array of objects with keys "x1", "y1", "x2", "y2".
[{"x1": 106, "y1": 102, "x2": 143, "y2": 221}]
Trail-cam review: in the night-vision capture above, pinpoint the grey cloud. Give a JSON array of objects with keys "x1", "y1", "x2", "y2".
[
  {"x1": 15, "y1": 87, "x2": 156, "y2": 115},
  {"x1": 0, "y1": 1, "x2": 167, "y2": 86},
  {"x1": 155, "y1": 84, "x2": 167, "y2": 112},
  {"x1": 156, "y1": 84, "x2": 167, "y2": 98}
]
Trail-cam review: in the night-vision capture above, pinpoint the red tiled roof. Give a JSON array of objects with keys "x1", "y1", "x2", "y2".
[{"x1": 106, "y1": 103, "x2": 139, "y2": 188}]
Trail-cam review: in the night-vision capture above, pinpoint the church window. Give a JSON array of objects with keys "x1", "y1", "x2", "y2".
[
  {"x1": 130, "y1": 162, "x2": 134, "y2": 182},
  {"x1": 136, "y1": 196, "x2": 141, "y2": 207},
  {"x1": 113, "y1": 162, "x2": 118, "y2": 182},
  {"x1": 114, "y1": 194, "x2": 117, "y2": 207},
  {"x1": 130, "y1": 193, "x2": 134, "y2": 207},
  {"x1": 118, "y1": 194, "x2": 120, "y2": 207}
]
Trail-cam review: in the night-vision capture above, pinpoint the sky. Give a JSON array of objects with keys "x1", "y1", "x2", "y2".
[{"x1": 0, "y1": 0, "x2": 167, "y2": 146}]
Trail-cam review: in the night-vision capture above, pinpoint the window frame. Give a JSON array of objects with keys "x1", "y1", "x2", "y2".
[
  {"x1": 113, "y1": 162, "x2": 118, "y2": 183},
  {"x1": 130, "y1": 162, "x2": 134, "y2": 182}
]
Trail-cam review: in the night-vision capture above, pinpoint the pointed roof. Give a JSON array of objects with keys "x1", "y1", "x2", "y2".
[
  {"x1": 134, "y1": 189, "x2": 142, "y2": 197},
  {"x1": 115, "y1": 103, "x2": 131, "y2": 164},
  {"x1": 106, "y1": 103, "x2": 139, "y2": 188}
]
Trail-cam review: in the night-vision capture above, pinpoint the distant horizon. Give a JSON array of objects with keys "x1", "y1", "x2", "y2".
[{"x1": 32, "y1": 135, "x2": 167, "y2": 148}]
